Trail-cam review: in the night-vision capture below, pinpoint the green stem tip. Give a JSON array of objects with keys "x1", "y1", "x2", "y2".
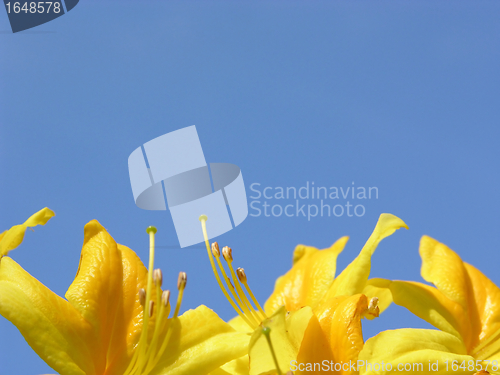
[{"x1": 262, "y1": 327, "x2": 282, "y2": 375}]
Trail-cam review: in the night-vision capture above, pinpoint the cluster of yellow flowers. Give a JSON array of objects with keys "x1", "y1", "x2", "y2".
[{"x1": 0, "y1": 208, "x2": 499, "y2": 375}]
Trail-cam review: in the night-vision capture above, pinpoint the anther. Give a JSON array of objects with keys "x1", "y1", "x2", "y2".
[
  {"x1": 211, "y1": 242, "x2": 220, "y2": 257},
  {"x1": 149, "y1": 300, "x2": 155, "y2": 317},
  {"x1": 139, "y1": 288, "x2": 146, "y2": 306},
  {"x1": 177, "y1": 272, "x2": 187, "y2": 291},
  {"x1": 153, "y1": 269, "x2": 163, "y2": 287},
  {"x1": 236, "y1": 267, "x2": 247, "y2": 283},
  {"x1": 199, "y1": 216, "x2": 256, "y2": 329},
  {"x1": 222, "y1": 246, "x2": 233, "y2": 262},
  {"x1": 173, "y1": 273, "x2": 187, "y2": 318},
  {"x1": 362, "y1": 297, "x2": 380, "y2": 320},
  {"x1": 162, "y1": 290, "x2": 171, "y2": 307},
  {"x1": 368, "y1": 297, "x2": 379, "y2": 312}
]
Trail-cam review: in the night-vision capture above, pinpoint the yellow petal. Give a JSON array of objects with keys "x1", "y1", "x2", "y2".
[
  {"x1": 466, "y1": 263, "x2": 500, "y2": 360},
  {"x1": 65, "y1": 220, "x2": 150, "y2": 375},
  {"x1": 264, "y1": 237, "x2": 348, "y2": 314},
  {"x1": 362, "y1": 278, "x2": 393, "y2": 314},
  {"x1": 420, "y1": 236, "x2": 470, "y2": 310},
  {"x1": 294, "y1": 295, "x2": 369, "y2": 374},
  {"x1": 96, "y1": 244, "x2": 151, "y2": 375},
  {"x1": 249, "y1": 306, "x2": 313, "y2": 375},
  {"x1": 287, "y1": 305, "x2": 316, "y2": 350},
  {"x1": 0, "y1": 207, "x2": 55, "y2": 257},
  {"x1": 419, "y1": 235, "x2": 500, "y2": 353},
  {"x1": 149, "y1": 305, "x2": 250, "y2": 375},
  {"x1": 229, "y1": 315, "x2": 253, "y2": 333},
  {"x1": 0, "y1": 256, "x2": 94, "y2": 375},
  {"x1": 210, "y1": 356, "x2": 250, "y2": 375},
  {"x1": 294, "y1": 313, "x2": 333, "y2": 375},
  {"x1": 390, "y1": 280, "x2": 466, "y2": 341},
  {"x1": 326, "y1": 213, "x2": 408, "y2": 299},
  {"x1": 292, "y1": 244, "x2": 319, "y2": 265},
  {"x1": 359, "y1": 329, "x2": 475, "y2": 375},
  {"x1": 318, "y1": 295, "x2": 368, "y2": 373},
  {"x1": 392, "y1": 236, "x2": 500, "y2": 356}
]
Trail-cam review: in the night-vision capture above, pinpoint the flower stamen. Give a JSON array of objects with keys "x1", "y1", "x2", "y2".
[
  {"x1": 211, "y1": 242, "x2": 221, "y2": 257},
  {"x1": 174, "y1": 272, "x2": 187, "y2": 317},
  {"x1": 223, "y1": 246, "x2": 262, "y2": 324},
  {"x1": 139, "y1": 288, "x2": 146, "y2": 306},
  {"x1": 237, "y1": 267, "x2": 267, "y2": 321},
  {"x1": 153, "y1": 269, "x2": 163, "y2": 287},
  {"x1": 144, "y1": 272, "x2": 186, "y2": 373},
  {"x1": 144, "y1": 289, "x2": 170, "y2": 366},
  {"x1": 148, "y1": 301, "x2": 155, "y2": 318},
  {"x1": 199, "y1": 215, "x2": 255, "y2": 329},
  {"x1": 162, "y1": 290, "x2": 170, "y2": 306},
  {"x1": 216, "y1": 245, "x2": 259, "y2": 326},
  {"x1": 199, "y1": 215, "x2": 268, "y2": 328},
  {"x1": 124, "y1": 227, "x2": 187, "y2": 375},
  {"x1": 212, "y1": 243, "x2": 246, "y2": 308}
]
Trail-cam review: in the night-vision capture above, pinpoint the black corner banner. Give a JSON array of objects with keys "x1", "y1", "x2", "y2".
[
  {"x1": 64, "y1": 0, "x2": 77, "y2": 11},
  {"x1": 3, "y1": 0, "x2": 79, "y2": 33}
]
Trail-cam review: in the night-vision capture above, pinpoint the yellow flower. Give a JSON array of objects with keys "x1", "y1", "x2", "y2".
[
  {"x1": 200, "y1": 213, "x2": 408, "y2": 375},
  {"x1": 0, "y1": 209, "x2": 248, "y2": 375},
  {"x1": 359, "y1": 236, "x2": 500, "y2": 375}
]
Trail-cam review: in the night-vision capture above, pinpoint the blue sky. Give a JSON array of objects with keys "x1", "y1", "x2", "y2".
[{"x1": 1, "y1": 1, "x2": 500, "y2": 374}]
